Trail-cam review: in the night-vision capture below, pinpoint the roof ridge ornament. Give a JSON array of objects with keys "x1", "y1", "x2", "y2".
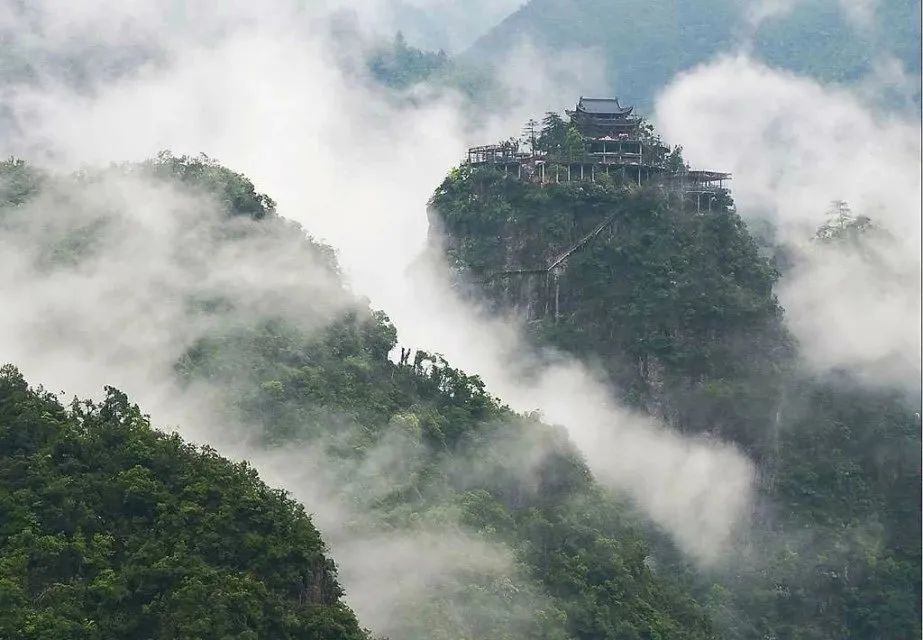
[{"x1": 574, "y1": 97, "x2": 633, "y2": 116}]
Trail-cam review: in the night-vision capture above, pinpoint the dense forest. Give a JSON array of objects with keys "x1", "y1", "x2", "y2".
[
  {"x1": 2, "y1": 116, "x2": 917, "y2": 638},
  {"x1": 363, "y1": 31, "x2": 501, "y2": 112},
  {"x1": 0, "y1": 366, "x2": 366, "y2": 639},
  {"x1": 428, "y1": 114, "x2": 921, "y2": 638},
  {"x1": 0, "y1": 3, "x2": 918, "y2": 635},
  {"x1": 1, "y1": 155, "x2": 725, "y2": 639}
]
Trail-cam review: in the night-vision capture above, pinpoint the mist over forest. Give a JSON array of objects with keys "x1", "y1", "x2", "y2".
[{"x1": 0, "y1": 1, "x2": 919, "y2": 639}]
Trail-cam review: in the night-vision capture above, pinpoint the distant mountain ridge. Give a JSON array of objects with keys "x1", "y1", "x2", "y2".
[{"x1": 465, "y1": 0, "x2": 921, "y2": 108}]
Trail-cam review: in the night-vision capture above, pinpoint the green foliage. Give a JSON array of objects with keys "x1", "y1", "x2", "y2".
[
  {"x1": 142, "y1": 151, "x2": 277, "y2": 220},
  {"x1": 712, "y1": 379, "x2": 921, "y2": 640},
  {"x1": 429, "y1": 157, "x2": 921, "y2": 638},
  {"x1": 815, "y1": 200, "x2": 882, "y2": 245},
  {"x1": 561, "y1": 125, "x2": 585, "y2": 160},
  {"x1": 665, "y1": 146, "x2": 686, "y2": 174},
  {"x1": 1, "y1": 156, "x2": 717, "y2": 640},
  {"x1": 431, "y1": 165, "x2": 788, "y2": 450},
  {"x1": 367, "y1": 32, "x2": 497, "y2": 102},
  {"x1": 175, "y1": 312, "x2": 716, "y2": 640},
  {"x1": 537, "y1": 112, "x2": 567, "y2": 152},
  {"x1": 368, "y1": 32, "x2": 451, "y2": 89},
  {"x1": 0, "y1": 157, "x2": 45, "y2": 207},
  {"x1": 0, "y1": 365, "x2": 367, "y2": 640},
  {"x1": 7, "y1": 146, "x2": 918, "y2": 639}
]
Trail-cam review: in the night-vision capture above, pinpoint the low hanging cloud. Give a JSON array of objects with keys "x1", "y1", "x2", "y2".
[
  {"x1": 0, "y1": 164, "x2": 565, "y2": 640},
  {"x1": 395, "y1": 252, "x2": 755, "y2": 563},
  {"x1": 0, "y1": 165, "x2": 351, "y2": 406},
  {"x1": 655, "y1": 55, "x2": 921, "y2": 389},
  {"x1": 778, "y1": 227, "x2": 920, "y2": 388},
  {"x1": 322, "y1": 0, "x2": 525, "y2": 53},
  {"x1": 1, "y1": 0, "x2": 754, "y2": 593},
  {"x1": 743, "y1": 0, "x2": 879, "y2": 30}
]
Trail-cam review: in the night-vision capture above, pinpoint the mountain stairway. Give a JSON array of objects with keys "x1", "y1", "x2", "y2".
[{"x1": 484, "y1": 209, "x2": 620, "y2": 282}]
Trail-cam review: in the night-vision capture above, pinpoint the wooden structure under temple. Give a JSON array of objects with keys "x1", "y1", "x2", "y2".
[{"x1": 466, "y1": 96, "x2": 731, "y2": 212}]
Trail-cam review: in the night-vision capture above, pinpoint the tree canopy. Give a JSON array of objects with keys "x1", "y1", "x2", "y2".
[
  {"x1": 0, "y1": 365, "x2": 367, "y2": 640},
  {"x1": 429, "y1": 148, "x2": 921, "y2": 638},
  {"x1": 0, "y1": 155, "x2": 719, "y2": 640}
]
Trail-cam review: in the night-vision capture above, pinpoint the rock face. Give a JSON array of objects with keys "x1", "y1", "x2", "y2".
[
  {"x1": 428, "y1": 166, "x2": 790, "y2": 453},
  {"x1": 428, "y1": 165, "x2": 923, "y2": 640}
]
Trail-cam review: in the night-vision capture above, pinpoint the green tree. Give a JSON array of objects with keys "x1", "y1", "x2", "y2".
[
  {"x1": 561, "y1": 125, "x2": 585, "y2": 160},
  {"x1": 537, "y1": 112, "x2": 567, "y2": 152},
  {"x1": 429, "y1": 132, "x2": 921, "y2": 638},
  {"x1": 0, "y1": 365, "x2": 367, "y2": 640}
]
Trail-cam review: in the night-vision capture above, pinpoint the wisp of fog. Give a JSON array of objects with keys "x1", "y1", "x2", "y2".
[
  {"x1": 656, "y1": 55, "x2": 921, "y2": 391},
  {"x1": 5, "y1": 0, "x2": 915, "y2": 632}
]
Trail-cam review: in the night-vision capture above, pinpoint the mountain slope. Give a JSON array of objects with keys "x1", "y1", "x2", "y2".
[
  {"x1": 0, "y1": 155, "x2": 718, "y2": 640},
  {"x1": 430, "y1": 167, "x2": 789, "y2": 451},
  {"x1": 0, "y1": 365, "x2": 366, "y2": 640},
  {"x1": 428, "y1": 133, "x2": 921, "y2": 637},
  {"x1": 467, "y1": 0, "x2": 921, "y2": 108}
]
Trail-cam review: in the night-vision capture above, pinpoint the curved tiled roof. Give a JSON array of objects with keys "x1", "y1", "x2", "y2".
[{"x1": 577, "y1": 97, "x2": 633, "y2": 116}]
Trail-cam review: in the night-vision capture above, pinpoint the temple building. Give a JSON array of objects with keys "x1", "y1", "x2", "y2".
[
  {"x1": 566, "y1": 97, "x2": 640, "y2": 137},
  {"x1": 566, "y1": 96, "x2": 649, "y2": 172},
  {"x1": 464, "y1": 96, "x2": 730, "y2": 211}
]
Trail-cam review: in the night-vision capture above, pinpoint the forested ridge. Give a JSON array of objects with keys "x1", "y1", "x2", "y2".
[
  {"x1": 1, "y1": 156, "x2": 720, "y2": 639},
  {"x1": 0, "y1": 0, "x2": 918, "y2": 638},
  {"x1": 0, "y1": 366, "x2": 366, "y2": 640},
  {"x1": 429, "y1": 114, "x2": 921, "y2": 638},
  {"x1": 467, "y1": 0, "x2": 922, "y2": 109},
  {"x1": 2, "y1": 108, "x2": 920, "y2": 637},
  {"x1": 1, "y1": 96, "x2": 920, "y2": 639}
]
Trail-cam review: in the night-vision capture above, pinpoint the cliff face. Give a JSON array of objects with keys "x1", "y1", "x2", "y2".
[
  {"x1": 428, "y1": 166, "x2": 789, "y2": 450},
  {"x1": 428, "y1": 165, "x2": 922, "y2": 639},
  {"x1": 0, "y1": 157, "x2": 724, "y2": 640}
]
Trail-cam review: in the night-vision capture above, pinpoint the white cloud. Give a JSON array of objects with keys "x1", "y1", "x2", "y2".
[
  {"x1": 655, "y1": 55, "x2": 921, "y2": 388},
  {"x1": 838, "y1": 0, "x2": 879, "y2": 29},
  {"x1": 743, "y1": 0, "x2": 880, "y2": 30},
  {"x1": 321, "y1": 0, "x2": 524, "y2": 52},
  {"x1": 0, "y1": 6, "x2": 754, "y2": 618}
]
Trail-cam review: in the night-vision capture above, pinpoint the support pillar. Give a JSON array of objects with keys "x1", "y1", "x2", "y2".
[
  {"x1": 544, "y1": 272, "x2": 551, "y2": 317},
  {"x1": 553, "y1": 268, "x2": 561, "y2": 323}
]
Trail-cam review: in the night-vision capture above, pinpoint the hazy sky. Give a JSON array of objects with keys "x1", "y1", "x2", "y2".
[{"x1": 323, "y1": 0, "x2": 524, "y2": 51}]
